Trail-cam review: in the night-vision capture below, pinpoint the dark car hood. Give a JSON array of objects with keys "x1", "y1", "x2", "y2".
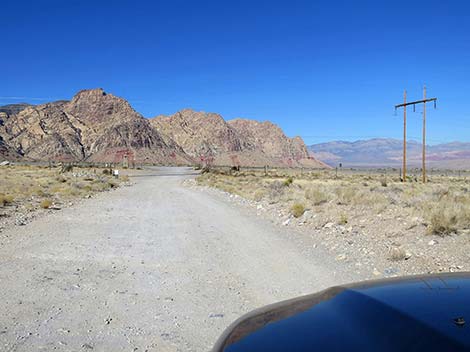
[{"x1": 213, "y1": 273, "x2": 470, "y2": 351}]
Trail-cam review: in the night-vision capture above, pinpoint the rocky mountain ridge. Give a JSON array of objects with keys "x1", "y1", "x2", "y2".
[{"x1": 0, "y1": 89, "x2": 324, "y2": 167}]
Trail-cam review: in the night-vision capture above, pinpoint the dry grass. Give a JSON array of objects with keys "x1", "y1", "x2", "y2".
[
  {"x1": 0, "y1": 165, "x2": 127, "y2": 213},
  {"x1": 197, "y1": 167, "x2": 470, "y2": 237}
]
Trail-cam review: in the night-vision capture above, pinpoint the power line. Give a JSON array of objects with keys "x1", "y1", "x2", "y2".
[{"x1": 395, "y1": 86, "x2": 438, "y2": 183}]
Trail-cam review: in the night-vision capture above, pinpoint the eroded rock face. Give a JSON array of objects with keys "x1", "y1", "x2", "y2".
[
  {"x1": 0, "y1": 89, "x2": 191, "y2": 164},
  {"x1": 0, "y1": 89, "x2": 325, "y2": 167},
  {"x1": 150, "y1": 109, "x2": 251, "y2": 161},
  {"x1": 152, "y1": 110, "x2": 325, "y2": 167},
  {"x1": 227, "y1": 118, "x2": 326, "y2": 167}
]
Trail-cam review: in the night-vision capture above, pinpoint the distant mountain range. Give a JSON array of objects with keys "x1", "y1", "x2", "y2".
[
  {"x1": 309, "y1": 138, "x2": 470, "y2": 169},
  {"x1": 0, "y1": 89, "x2": 325, "y2": 168}
]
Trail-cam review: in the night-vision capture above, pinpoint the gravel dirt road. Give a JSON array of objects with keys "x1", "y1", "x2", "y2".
[{"x1": 0, "y1": 167, "x2": 361, "y2": 352}]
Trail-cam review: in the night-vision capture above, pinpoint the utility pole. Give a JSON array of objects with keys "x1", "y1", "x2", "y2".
[
  {"x1": 422, "y1": 86, "x2": 427, "y2": 183},
  {"x1": 395, "y1": 87, "x2": 437, "y2": 183},
  {"x1": 403, "y1": 90, "x2": 407, "y2": 182}
]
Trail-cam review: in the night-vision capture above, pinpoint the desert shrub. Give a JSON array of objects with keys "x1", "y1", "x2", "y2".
[
  {"x1": 426, "y1": 204, "x2": 461, "y2": 235},
  {"x1": 56, "y1": 175, "x2": 67, "y2": 183},
  {"x1": 107, "y1": 181, "x2": 118, "y2": 189},
  {"x1": 381, "y1": 178, "x2": 388, "y2": 187},
  {"x1": 338, "y1": 213, "x2": 348, "y2": 225},
  {"x1": 102, "y1": 169, "x2": 110, "y2": 175},
  {"x1": 34, "y1": 188, "x2": 46, "y2": 197},
  {"x1": 60, "y1": 164, "x2": 73, "y2": 173},
  {"x1": 0, "y1": 194, "x2": 14, "y2": 206},
  {"x1": 335, "y1": 186, "x2": 356, "y2": 205},
  {"x1": 121, "y1": 175, "x2": 130, "y2": 182},
  {"x1": 40, "y1": 199, "x2": 53, "y2": 209},
  {"x1": 283, "y1": 177, "x2": 294, "y2": 187},
  {"x1": 5, "y1": 195, "x2": 14, "y2": 204},
  {"x1": 253, "y1": 189, "x2": 266, "y2": 201},
  {"x1": 290, "y1": 203, "x2": 305, "y2": 218},
  {"x1": 388, "y1": 247, "x2": 408, "y2": 261},
  {"x1": 305, "y1": 187, "x2": 329, "y2": 205},
  {"x1": 83, "y1": 185, "x2": 93, "y2": 192},
  {"x1": 267, "y1": 181, "x2": 285, "y2": 202}
]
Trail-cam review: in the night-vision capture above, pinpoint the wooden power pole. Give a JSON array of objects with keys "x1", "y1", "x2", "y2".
[
  {"x1": 422, "y1": 86, "x2": 427, "y2": 183},
  {"x1": 395, "y1": 87, "x2": 437, "y2": 183},
  {"x1": 403, "y1": 90, "x2": 407, "y2": 182}
]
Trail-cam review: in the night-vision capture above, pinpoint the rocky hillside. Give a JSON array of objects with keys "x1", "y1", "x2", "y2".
[
  {"x1": 151, "y1": 110, "x2": 324, "y2": 167},
  {"x1": 0, "y1": 88, "x2": 325, "y2": 167},
  {"x1": 0, "y1": 89, "x2": 191, "y2": 164},
  {"x1": 309, "y1": 138, "x2": 470, "y2": 169},
  {"x1": 227, "y1": 119, "x2": 324, "y2": 167}
]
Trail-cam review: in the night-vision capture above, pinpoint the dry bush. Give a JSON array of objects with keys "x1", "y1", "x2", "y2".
[
  {"x1": 267, "y1": 181, "x2": 285, "y2": 202},
  {"x1": 426, "y1": 203, "x2": 460, "y2": 236},
  {"x1": 283, "y1": 177, "x2": 294, "y2": 187},
  {"x1": 55, "y1": 175, "x2": 68, "y2": 183},
  {"x1": 40, "y1": 199, "x2": 53, "y2": 209},
  {"x1": 253, "y1": 189, "x2": 266, "y2": 201},
  {"x1": 305, "y1": 186, "x2": 330, "y2": 205},
  {"x1": 338, "y1": 213, "x2": 348, "y2": 225},
  {"x1": 335, "y1": 186, "x2": 357, "y2": 205},
  {"x1": 388, "y1": 246, "x2": 408, "y2": 261},
  {"x1": 290, "y1": 203, "x2": 305, "y2": 218},
  {"x1": 107, "y1": 181, "x2": 118, "y2": 189},
  {"x1": 0, "y1": 194, "x2": 14, "y2": 206}
]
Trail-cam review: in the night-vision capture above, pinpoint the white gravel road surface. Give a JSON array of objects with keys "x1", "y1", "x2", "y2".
[{"x1": 0, "y1": 167, "x2": 361, "y2": 351}]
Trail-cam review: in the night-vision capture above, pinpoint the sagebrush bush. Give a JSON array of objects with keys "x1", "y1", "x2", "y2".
[
  {"x1": 338, "y1": 213, "x2": 348, "y2": 225},
  {"x1": 0, "y1": 194, "x2": 14, "y2": 206},
  {"x1": 426, "y1": 202, "x2": 465, "y2": 236},
  {"x1": 305, "y1": 187, "x2": 329, "y2": 205},
  {"x1": 283, "y1": 177, "x2": 294, "y2": 187},
  {"x1": 267, "y1": 181, "x2": 285, "y2": 201},
  {"x1": 253, "y1": 189, "x2": 265, "y2": 201},
  {"x1": 56, "y1": 175, "x2": 67, "y2": 183},
  {"x1": 388, "y1": 246, "x2": 407, "y2": 261},
  {"x1": 290, "y1": 203, "x2": 305, "y2": 218},
  {"x1": 335, "y1": 186, "x2": 356, "y2": 205},
  {"x1": 40, "y1": 199, "x2": 53, "y2": 209}
]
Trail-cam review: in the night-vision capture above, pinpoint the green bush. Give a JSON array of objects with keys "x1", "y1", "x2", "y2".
[
  {"x1": 283, "y1": 177, "x2": 294, "y2": 187},
  {"x1": 290, "y1": 203, "x2": 305, "y2": 218}
]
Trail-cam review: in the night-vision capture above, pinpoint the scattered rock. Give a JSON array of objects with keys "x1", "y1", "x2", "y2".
[
  {"x1": 0, "y1": 161, "x2": 10, "y2": 166},
  {"x1": 209, "y1": 313, "x2": 224, "y2": 318},
  {"x1": 323, "y1": 222, "x2": 334, "y2": 229},
  {"x1": 335, "y1": 254, "x2": 347, "y2": 261},
  {"x1": 282, "y1": 218, "x2": 291, "y2": 226},
  {"x1": 428, "y1": 239, "x2": 438, "y2": 246}
]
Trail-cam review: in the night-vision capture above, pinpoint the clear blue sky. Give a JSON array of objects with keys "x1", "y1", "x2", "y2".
[{"x1": 2, "y1": 0, "x2": 469, "y2": 145}]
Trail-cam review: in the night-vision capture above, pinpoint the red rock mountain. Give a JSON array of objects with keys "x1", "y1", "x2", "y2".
[
  {"x1": 0, "y1": 89, "x2": 190, "y2": 164},
  {"x1": 0, "y1": 89, "x2": 325, "y2": 167},
  {"x1": 150, "y1": 109, "x2": 324, "y2": 167}
]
